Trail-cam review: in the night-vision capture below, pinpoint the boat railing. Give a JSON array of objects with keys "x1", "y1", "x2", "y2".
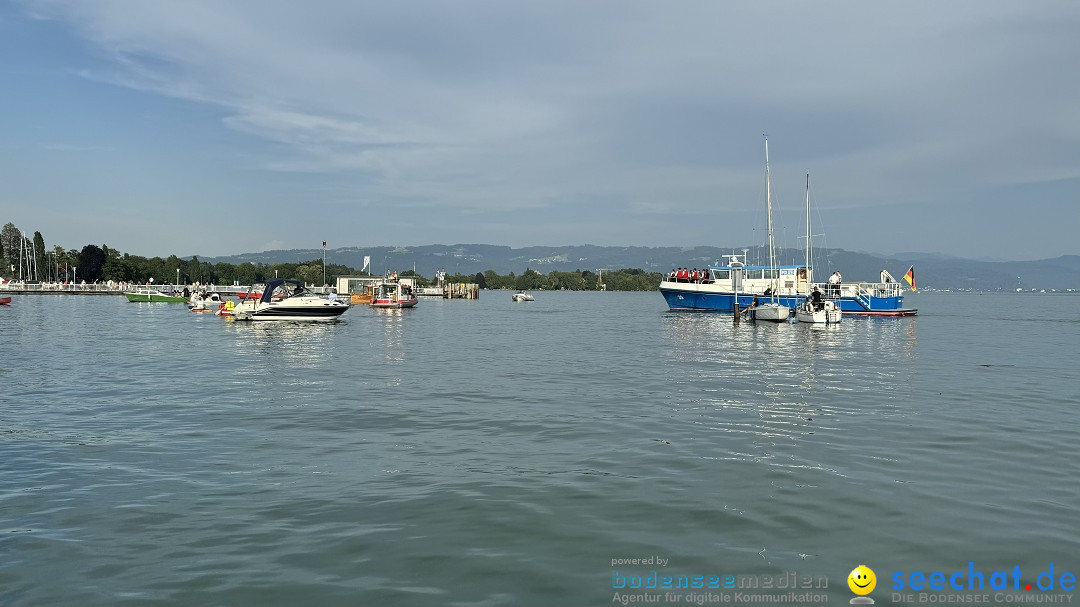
[
  {"x1": 807, "y1": 280, "x2": 902, "y2": 302},
  {"x1": 849, "y1": 281, "x2": 903, "y2": 300},
  {"x1": 663, "y1": 274, "x2": 716, "y2": 284}
]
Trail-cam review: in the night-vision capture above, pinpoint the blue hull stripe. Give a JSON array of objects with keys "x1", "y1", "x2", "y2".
[{"x1": 660, "y1": 288, "x2": 906, "y2": 314}]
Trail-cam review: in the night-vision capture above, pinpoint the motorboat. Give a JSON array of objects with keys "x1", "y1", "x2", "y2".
[
  {"x1": 0, "y1": 296, "x2": 11, "y2": 305},
  {"x1": 512, "y1": 291, "x2": 534, "y2": 302},
  {"x1": 371, "y1": 276, "x2": 418, "y2": 309},
  {"x1": 124, "y1": 288, "x2": 187, "y2": 302},
  {"x1": 232, "y1": 279, "x2": 350, "y2": 321},
  {"x1": 188, "y1": 290, "x2": 223, "y2": 312}
]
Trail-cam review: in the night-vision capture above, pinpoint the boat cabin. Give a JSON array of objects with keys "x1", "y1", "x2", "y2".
[{"x1": 665, "y1": 254, "x2": 906, "y2": 300}]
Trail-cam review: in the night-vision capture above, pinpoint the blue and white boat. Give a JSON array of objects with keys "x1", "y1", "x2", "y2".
[
  {"x1": 660, "y1": 138, "x2": 916, "y2": 317},
  {"x1": 660, "y1": 259, "x2": 916, "y2": 316}
]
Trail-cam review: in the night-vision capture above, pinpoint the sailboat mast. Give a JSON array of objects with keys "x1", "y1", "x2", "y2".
[
  {"x1": 805, "y1": 172, "x2": 812, "y2": 283},
  {"x1": 764, "y1": 135, "x2": 777, "y2": 299}
]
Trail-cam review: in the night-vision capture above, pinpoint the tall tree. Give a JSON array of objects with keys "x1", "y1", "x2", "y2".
[
  {"x1": 51, "y1": 245, "x2": 67, "y2": 281},
  {"x1": 33, "y1": 232, "x2": 47, "y2": 281},
  {"x1": 1, "y1": 222, "x2": 20, "y2": 277},
  {"x1": 66, "y1": 249, "x2": 79, "y2": 281},
  {"x1": 165, "y1": 255, "x2": 181, "y2": 285},
  {"x1": 77, "y1": 245, "x2": 106, "y2": 282}
]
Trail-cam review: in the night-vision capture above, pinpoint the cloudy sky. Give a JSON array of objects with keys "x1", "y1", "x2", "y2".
[{"x1": 2, "y1": 1, "x2": 1078, "y2": 260}]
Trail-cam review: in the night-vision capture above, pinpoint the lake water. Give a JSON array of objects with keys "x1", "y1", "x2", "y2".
[{"x1": 2, "y1": 291, "x2": 1079, "y2": 606}]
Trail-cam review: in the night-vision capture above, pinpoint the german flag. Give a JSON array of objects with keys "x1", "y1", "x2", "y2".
[{"x1": 903, "y1": 266, "x2": 916, "y2": 291}]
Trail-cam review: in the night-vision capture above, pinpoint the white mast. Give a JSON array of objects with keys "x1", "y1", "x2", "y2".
[
  {"x1": 805, "y1": 172, "x2": 812, "y2": 284},
  {"x1": 764, "y1": 135, "x2": 777, "y2": 301}
]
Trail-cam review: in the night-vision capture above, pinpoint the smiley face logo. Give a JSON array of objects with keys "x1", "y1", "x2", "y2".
[{"x1": 848, "y1": 565, "x2": 876, "y2": 595}]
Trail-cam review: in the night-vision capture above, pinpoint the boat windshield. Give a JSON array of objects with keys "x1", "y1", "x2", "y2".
[{"x1": 262, "y1": 282, "x2": 314, "y2": 300}]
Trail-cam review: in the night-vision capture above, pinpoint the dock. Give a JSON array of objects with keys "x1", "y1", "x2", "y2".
[
  {"x1": 2, "y1": 280, "x2": 482, "y2": 299},
  {"x1": 0, "y1": 283, "x2": 318, "y2": 297}
]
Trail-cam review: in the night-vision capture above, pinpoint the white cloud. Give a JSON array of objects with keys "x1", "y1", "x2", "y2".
[{"x1": 12, "y1": 0, "x2": 1080, "y2": 256}]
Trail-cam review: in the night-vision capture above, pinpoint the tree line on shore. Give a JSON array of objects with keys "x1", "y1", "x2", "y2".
[{"x1": 0, "y1": 223, "x2": 663, "y2": 291}]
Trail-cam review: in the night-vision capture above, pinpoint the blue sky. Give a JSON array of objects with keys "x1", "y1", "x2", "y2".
[{"x1": 2, "y1": 1, "x2": 1078, "y2": 261}]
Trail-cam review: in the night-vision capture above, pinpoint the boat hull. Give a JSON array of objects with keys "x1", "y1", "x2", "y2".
[
  {"x1": 371, "y1": 298, "x2": 418, "y2": 308},
  {"x1": 751, "y1": 303, "x2": 790, "y2": 322},
  {"x1": 660, "y1": 282, "x2": 914, "y2": 316},
  {"x1": 796, "y1": 305, "x2": 842, "y2": 324},
  {"x1": 233, "y1": 302, "x2": 349, "y2": 321}
]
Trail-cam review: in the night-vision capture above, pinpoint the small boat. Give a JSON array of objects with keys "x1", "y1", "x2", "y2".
[
  {"x1": 371, "y1": 276, "x2": 418, "y2": 308},
  {"x1": 0, "y1": 296, "x2": 11, "y2": 305},
  {"x1": 232, "y1": 279, "x2": 350, "y2": 321},
  {"x1": 188, "y1": 291, "x2": 223, "y2": 311},
  {"x1": 512, "y1": 291, "x2": 534, "y2": 302},
  {"x1": 796, "y1": 298, "x2": 841, "y2": 324},
  {"x1": 124, "y1": 289, "x2": 187, "y2": 303},
  {"x1": 796, "y1": 173, "x2": 841, "y2": 325}
]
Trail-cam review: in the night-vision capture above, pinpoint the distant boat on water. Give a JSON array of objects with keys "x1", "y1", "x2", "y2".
[{"x1": 124, "y1": 289, "x2": 187, "y2": 303}]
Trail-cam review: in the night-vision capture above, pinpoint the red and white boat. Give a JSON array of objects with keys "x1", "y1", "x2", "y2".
[{"x1": 370, "y1": 277, "x2": 418, "y2": 309}]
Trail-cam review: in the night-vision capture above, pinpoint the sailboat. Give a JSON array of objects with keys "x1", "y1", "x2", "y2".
[
  {"x1": 749, "y1": 136, "x2": 791, "y2": 323},
  {"x1": 795, "y1": 172, "x2": 841, "y2": 324}
]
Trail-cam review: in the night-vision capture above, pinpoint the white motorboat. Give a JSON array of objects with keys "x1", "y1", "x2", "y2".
[
  {"x1": 188, "y1": 290, "x2": 223, "y2": 312},
  {"x1": 232, "y1": 279, "x2": 349, "y2": 321},
  {"x1": 512, "y1": 291, "x2": 534, "y2": 302}
]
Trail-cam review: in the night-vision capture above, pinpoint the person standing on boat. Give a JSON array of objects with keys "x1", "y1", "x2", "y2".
[
  {"x1": 811, "y1": 286, "x2": 824, "y2": 310},
  {"x1": 828, "y1": 272, "x2": 841, "y2": 297}
]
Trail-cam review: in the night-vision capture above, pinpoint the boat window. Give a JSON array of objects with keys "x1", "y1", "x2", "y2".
[
  {"x1": 746, "y1": 269, "x2": 763, "y2": 280},
  {"x1": 712, "y1": 270, "x2": 729, "y2": 280},
  {"x1": 764, "y1": 269, "x2": 778, "y2": 280}
]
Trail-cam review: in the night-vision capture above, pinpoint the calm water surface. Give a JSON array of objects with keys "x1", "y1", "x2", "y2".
[{"x1": 2, "y1": 291, "x2": 1079, "y2": 606}]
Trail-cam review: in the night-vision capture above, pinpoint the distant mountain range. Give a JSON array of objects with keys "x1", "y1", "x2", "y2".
[{"x1": 200, "y1": 245, "x2": 1080, "y2": 291}]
